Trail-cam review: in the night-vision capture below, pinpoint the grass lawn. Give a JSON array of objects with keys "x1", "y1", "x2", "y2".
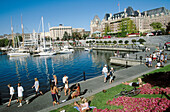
[{"x1": 51, "y1": 64, "x2": 170, "y2": 112}]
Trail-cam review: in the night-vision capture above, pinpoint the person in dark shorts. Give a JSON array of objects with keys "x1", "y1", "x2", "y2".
[
  {"x1": 50, "y1": 84, "x2": 59, "y2": 106},
  {"x1": 122, "y1": 78, "x2": 143, "y2": 87},
  {"x1": 108, "y1": 67, "x2": 115, "y2": 84}
]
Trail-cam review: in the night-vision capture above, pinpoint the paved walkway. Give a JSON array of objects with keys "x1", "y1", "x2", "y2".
[{"x1": 0, "y1": 47, "x2": 170, "y2": 112}]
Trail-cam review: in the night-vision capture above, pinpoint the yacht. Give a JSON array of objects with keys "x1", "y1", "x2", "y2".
[{"x1": 58, "y1": 46, "x2": 74, "y2": 54}]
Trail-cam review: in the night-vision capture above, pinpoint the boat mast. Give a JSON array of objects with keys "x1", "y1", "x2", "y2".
[
  {"x1": 48, "y1": 23, "x2": 52, "y2": 48},
  {"x1": 11, "y1": 17, "x2": 14, "y2": 48},
  {"x1": 21, "y1": 14, "x2": 24, "y2": 47},
  {"x1": 41, "y1": 16, "x2": 46, "y2": 49}
]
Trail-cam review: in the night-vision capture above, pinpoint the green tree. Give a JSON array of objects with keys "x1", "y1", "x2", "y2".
[
  {"x1": 150, "y1": 22, "x2": 163, "y2": 31},
  {"x1": 113, "y1": 40, "x2": 117, "y2": 44},
  {"x1": 137, "y1": 39, "x2": 146, "y2": 44},
  {"x1": 96, "y1": 41, "x2": 98, "y2": 44},
  {"x1": 108, "y1": 40, "x2": 111, "y2": 44},
  {"x1": 124, "y1": 40, "x2": 129, "y2": 44},
  {"x1": 5, "y1": 39, "x2": 9, "y2": 46},
  {"x1": 166, "y1": 22, "x2": 170, "y2": 34},
  {"x1": 18, "y1": 36, "x2": 22, "y2": 42},
  {"x1": 131, "y1": 39, "x2": 136, "y2": 44},
  {"x1": 86, "y1": 41, "x2": 89, "y2": 44},
  {"x1": 83, "y1": 34, "x2": 89, "y2": 40},
  {"x1": 104, "y1": 24, "x2": 111, "y2": 36},
  {"x1": 92, "y1": 40, "x2": 95, "y2": 43},
  {"x1": 89, "y1": 40, "x2": 92, "y2": 43},
  {"x1": 118, "y1": 18, "x2": 137, "y2": 37},
  {"x1": 118, "y1": 40, "x2": 123, "y2": 44},
  {"x1": 99, "y1": 41, "x2": 103, "y2": 43},
  {"x1": 104, "y1": 41, "x2": 107, "y2": 45},
  {"x1": 56, "y1": 37, "x2": 60, "y2": 40},
  {"x1": 63, "y1": 31, "x2": 69, "y2": 41},
  {"x1": 0, "y1": 39, "x2": 9, "y2": 47}
]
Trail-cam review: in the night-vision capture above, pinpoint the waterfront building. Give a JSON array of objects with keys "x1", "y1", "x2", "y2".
[
  {"x1": 90, "y1": 6, "x2": 170, "y2": 36},
  {"x1": 49, "y1": 24, "x2": 72, "y2": 40}
]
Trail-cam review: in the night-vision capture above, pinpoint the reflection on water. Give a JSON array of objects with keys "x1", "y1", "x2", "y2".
[{"x1": 0, "y1": 49, "x2": 125, "y2": 104}]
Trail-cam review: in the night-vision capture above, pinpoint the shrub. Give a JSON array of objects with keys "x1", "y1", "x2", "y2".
[
  {"x1": 113, "y1": 40, "x2": 117, "y2": 44},
  {"x1": 137, "y1": 39, "x2": 146, "y2": 44},
  {"x1": 131, "y1": 39, "x2": 136, "y2": 44},
  {"x1": 118, "y1": 40, "x2": 123, "y2": 44},
  {"x1": 124, "y1": 40, "x2": 129, "y2": 44},
  {"x1": 104, "y1": 41, "x2": 107, "y2": 45}
]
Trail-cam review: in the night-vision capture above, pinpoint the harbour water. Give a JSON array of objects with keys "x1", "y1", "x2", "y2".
[{"x1": 0, "y1": 49, "x2": 125, "y2": 104}]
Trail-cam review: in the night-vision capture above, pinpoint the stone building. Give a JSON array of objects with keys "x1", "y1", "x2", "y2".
[
  {"x1": 49, "y1": 24, "x2": 72, "y2": 40},
  {"x1": 90, "y1": 6, "x2": 170, "y2": 36}
]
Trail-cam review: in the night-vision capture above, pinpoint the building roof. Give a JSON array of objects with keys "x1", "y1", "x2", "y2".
[
  {"x1": 106, "y1": 6, "x2": 169, "y2": 20},
  {"x1": 141, "y1": 7, "x2": 169, "y2": 16}
]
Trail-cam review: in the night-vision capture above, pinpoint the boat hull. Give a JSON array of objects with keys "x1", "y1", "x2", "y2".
[{"x1": 7, "y1": 53, "x2": 30, "y2": 57}]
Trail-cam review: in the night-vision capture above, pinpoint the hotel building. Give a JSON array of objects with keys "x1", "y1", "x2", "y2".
[{"x1": 90, "y1": 7, "x2": 170, "y2": 36}]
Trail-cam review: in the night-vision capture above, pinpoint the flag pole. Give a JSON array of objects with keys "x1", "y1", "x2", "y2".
[{"x1": 119, "y1": 2, "x2": 120, "y2": 12}]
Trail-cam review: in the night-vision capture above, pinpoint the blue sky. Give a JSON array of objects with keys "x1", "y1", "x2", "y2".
[{"x1": 0, "y1": 0, "x2": 170, "y2": 35}]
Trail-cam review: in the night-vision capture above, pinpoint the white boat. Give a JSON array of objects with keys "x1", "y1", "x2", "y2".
[
  {"x1": 7, "y1": 51, "x2": 30, "y2": 57},
  {"x1": 84, "y1": 48, "x2": 92, "y2": 52},
  {"x1": 37, "y1": 17, "x2": 57, "y2": 56},
  {"x1": 59, "y1": 48, "x2": 74, "y2": 54}
]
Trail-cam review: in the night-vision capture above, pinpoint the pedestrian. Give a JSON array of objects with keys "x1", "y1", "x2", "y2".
[
  {"x1": 165, "y1": 53, "x2": 168, "y2": 63},
  {"x1": 153, "y1": 52, "x2": 157, "y2": 61},
  {"x1": 160, "y1": 53, "x2": 165, "y2": 62},
  {"x1": 64, "y1": 78, "x2": 70, "y2": 96},
  {"x1": 62, "y1": 75, "x2": 68, "y2": 85},
  {"x1": 145, "y1": 56, "x2": 149, "y2": 66},
  {"x1": 53, "y1": 75, "x2": 58, "y2": 86},
  {"x1": 108, "y1": 67, "x2": 115, "y2": 84},
  {"x1": 148, "y1": 56, "x2": 152, "y2": 67},
  {"x1": 17, "y1": 83, "x2": 24, "y2": 107},
  {"x1": 32, "y1": 78, "x2": 43, "y2": 96},
  {"x1": 7, "y1": 84, "x2": 17, "y2": 107},
  {"x1": 102, "y1": 64, "x2": 108, "y2": 83},
  {"x1": 50, "y1": 84, "x2": 59, "y2": 106}
]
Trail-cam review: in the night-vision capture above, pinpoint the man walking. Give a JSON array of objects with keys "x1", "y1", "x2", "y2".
[
  {"x1": 102, "y1": 65, "x2": 108, "y2": 83},
  {"x1": 7, "y1": 84, "x2": 16, "y2": 107},
  {"x1": 17, "y1": 83, "x2": 24, "y2": 107}
]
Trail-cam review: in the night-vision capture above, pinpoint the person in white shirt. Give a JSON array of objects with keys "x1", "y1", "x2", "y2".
[
  {"x1": 148, "y1": 56, "x2": 152, "y2": 67},
  {"x1": 102, "y1": 65, "x2": 108, "y2": 83},
  {"x1": 17, "y1": 83, "x2": 24, "y2": 107},
  {"x1": 62, "y1": 75, "x2": 68, "y2": 84},
  {"x1": 7, "y1": 84, "x2": 17, "y2": 107},
  {"x1": 32, "y1": 78, "x2": 43, "y2": 96}
]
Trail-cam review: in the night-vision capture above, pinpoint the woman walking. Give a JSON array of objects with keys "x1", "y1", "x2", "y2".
[
  {"x1": 50, "y1": 84, "x2": 59, "y2": 106},
  {"x1": 64, "y1": 78, "x2": 70, "y2": 96}
]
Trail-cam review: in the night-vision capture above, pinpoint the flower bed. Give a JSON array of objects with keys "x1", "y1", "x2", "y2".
[
  {"x1": 93, "y1": 96, "x2": 170, "y2": 112},
  {"x1": 139, "y1": 83, "x2": 170, "y2": 95}
]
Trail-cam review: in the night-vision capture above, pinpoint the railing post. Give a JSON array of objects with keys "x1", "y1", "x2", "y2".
[
  {"x1": 83, "y1": 71, "x2": 86, "y2": 81},
  {"x1": 136, "y1": 54, "x2": 137, "y2": 60}
]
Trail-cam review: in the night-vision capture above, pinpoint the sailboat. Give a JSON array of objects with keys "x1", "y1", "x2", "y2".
[
  {"x1": 37, "y1": 16, "x2": 56, "y2": 56},
  {"x1": 7, "y1": 16, "x2": 30, "y2": 57}
]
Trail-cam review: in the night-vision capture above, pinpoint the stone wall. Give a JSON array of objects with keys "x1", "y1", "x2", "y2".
[{"x1": 83, "y1": 35, "x2": 170, "y2": 46}]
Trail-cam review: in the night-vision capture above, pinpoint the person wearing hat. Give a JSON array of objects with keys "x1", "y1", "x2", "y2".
[
  {"x1": 32, "y1": 78, "x2": 43, "y2": 96},
  {"x1": 108, "y1": 67, "x2": 115, "y2": 84},
  {"x1": 102, "y1": 64, "x2": 108, "y2": 83}
]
